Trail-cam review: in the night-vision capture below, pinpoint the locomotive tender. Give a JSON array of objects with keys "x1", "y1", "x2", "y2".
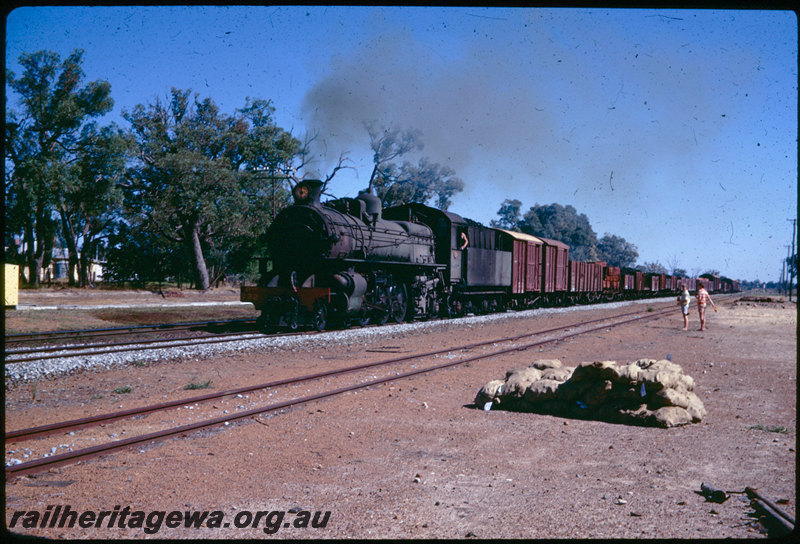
[{"x1": 241, "y1": 179, "x2": 738, "y2": 331}]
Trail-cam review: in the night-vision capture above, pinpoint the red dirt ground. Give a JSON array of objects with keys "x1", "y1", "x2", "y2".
[{"x1": 4, "y1": 292, "x2": 796, "y2": 539}]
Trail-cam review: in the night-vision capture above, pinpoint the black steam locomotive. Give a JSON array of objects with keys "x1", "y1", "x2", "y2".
[
  {"x1": 241, "y1": 178, "x2": 513, "y2": 330},
  {"x1": 241, "y1": 179, "x2": 738, "y2": 331}
]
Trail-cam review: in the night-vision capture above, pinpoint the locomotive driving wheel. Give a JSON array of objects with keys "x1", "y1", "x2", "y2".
[
  {"x1": 283, "y1": 299, "x2": 300, "y2": 331},
  {"x1": 355, "y1": 308, "x2": 371, "y2": 327},
  {"x1": 389, "y1": 283, "x2": 408, "y2": 323},
  {"x1": 256, "y1": 313, "x2": 269, "y2": 332},
  {"x1": 371, "y1": 285, "x2": 391, "y2": 325},
  {"x1": 311, "y1": 299, "x2": 328, "y2": 332}
]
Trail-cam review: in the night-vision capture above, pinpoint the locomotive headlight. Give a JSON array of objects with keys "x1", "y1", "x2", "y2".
[
  {"x1": 294, "y1": 183, "x2": 310, "y2": 202},
  {"x1": 291, "y1": 179, "x2": 323, "y2": 205}
]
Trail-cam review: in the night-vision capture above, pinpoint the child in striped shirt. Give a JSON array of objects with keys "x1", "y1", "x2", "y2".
[{"x1": 696, "y1": 282, "x2": 717, "y2": 331}]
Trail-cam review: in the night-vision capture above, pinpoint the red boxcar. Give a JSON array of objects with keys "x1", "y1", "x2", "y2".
[
  {"x1": 495, "y1": 229, "x2": 543, "y2": 295},
  {"x1": 700, "y1": 274, "x2": 720, "y2": 292},
  {"x1": 634, "y1": 271, "x2": 646, "y2": 291},
  {"x1": 620, "y1": 267, "x2": 637, "y2": 291},
  {"x1": 603, "y1": 264, "x2": 620, "y2": 291},
  {"x1": 539, "y1": 237, "x2": 569, "y2": 293},
  {"x1": 569, "y1": 261, "x2": 603, "y2": 293}
]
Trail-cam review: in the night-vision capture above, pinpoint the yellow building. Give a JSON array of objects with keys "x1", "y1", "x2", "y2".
[{"x1": 4, "y1": 263, "x2": 19, "y2": 308}]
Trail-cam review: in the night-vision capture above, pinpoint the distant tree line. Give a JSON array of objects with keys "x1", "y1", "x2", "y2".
[{"x1": 490, "y1": 198, "x2": 640, "y2": 268}]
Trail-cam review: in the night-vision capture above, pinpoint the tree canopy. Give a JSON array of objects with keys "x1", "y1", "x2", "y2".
[
  {"x1": 8, "y1": 49, "x2": 465, "y2": 289},
  {"x1": 122, "y1": 89, "x2": 302, "y2": 289},
  {"x1": 597, "y1": 234, "x2": 639, "y2": 268},
  {"x1": 638, "y1": 261, "x2": 668, "y2": 274},
  {"x1": 5, "y1": 49, "x2": 116, "y2": 286},
  {"x1": 366, "y1": 123, "x2": 464, "y2": 210}
]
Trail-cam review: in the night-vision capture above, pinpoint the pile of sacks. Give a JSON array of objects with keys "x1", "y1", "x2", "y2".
[{"x1": 475, "y1": 358, "x2": 706, "y2": 428}]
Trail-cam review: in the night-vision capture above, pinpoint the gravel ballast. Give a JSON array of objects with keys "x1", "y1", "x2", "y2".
[{"x1": 5, "y1": 298, "x2": 667, "y2": 388}]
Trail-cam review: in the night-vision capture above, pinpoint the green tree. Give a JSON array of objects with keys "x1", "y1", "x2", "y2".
[
  {"x1": 58, "y1": 123, "x2": 131, "y2": 286},
  {"x1": 489, "y1": 199, "x2": 523, "y2": 231},
  {"x1": 639, "y1": 261, "x2": 668, "y2": 274},
  {"x1": 520, "y1": 203, "x2": 599, "y2": 261},
  {"x1": 104, "y1": 222, "x2": 187, "y2": 287},
  {"x1": 123, "y1": 89, "x2": 301, "y2": 290},
  {"x1": 366, "y1": 123, "x2": 464, "y2": 210},
  {"x1": 5, "y1": 49, "x2": 114, "y2": 285},
  {"x1": 491, "y1": 200, "x2": 640, "y2": 265},
  {"x1": 597, "y1": 234, "x2": 639, "y2": 268}
]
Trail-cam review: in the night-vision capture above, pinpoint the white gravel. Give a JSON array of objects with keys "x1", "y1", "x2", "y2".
[{"x1": 4, "y1": 298, "x2": 670, "y2": 388}]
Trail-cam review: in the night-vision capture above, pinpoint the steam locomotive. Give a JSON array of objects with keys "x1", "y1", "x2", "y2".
[{"x1": 241, "y1": 179, "x2": 738, "y2": 331}]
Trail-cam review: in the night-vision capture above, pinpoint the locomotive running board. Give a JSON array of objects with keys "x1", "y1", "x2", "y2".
[{"x1": 241, "y1": 285, "x2": 331, "y2": 312}]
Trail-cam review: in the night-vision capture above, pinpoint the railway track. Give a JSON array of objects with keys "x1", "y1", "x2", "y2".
[
  {"x1": 5, "y1": 317, "x2": 256, "y2": 346},
  {"x1": 5, "y1": 317, "x2": 256, "y2": 343},
  {"x1": 3, "y1": 297, "x2": 711, "y2": 365},
  {"x1": 5, "y1": 302, "x2": 683, "y2": 478},
  {"x1": 3, "y1": 318, "x2": 271, "y2": 364}
]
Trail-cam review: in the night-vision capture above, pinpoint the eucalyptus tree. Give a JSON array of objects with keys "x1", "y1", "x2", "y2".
[
  {"x1": 520, "y1": 203, "x2": 599, "y2": 261},
  {"x1": 597, "y1": 233, "x2": 639, "y2": 268},
  {"x1": 492, "y1": 199, "x2": 639, "y2": 265},
  {"x1": 490, "y1": 199, "x2": 523, "y2": 231},
  {"x1": 5, "y1": 49, "x2": 114, "y2": 285},
  {"x1": 59, "y1": 123, "x2": 131, "y2": 286},
  {"x1": 123, "y1": 89, "x2": 301, "y2": 290},
  {"x1": 639, "y1": 262, "x2": 669, "y2": 274},
  {"x1": 365, "y1": 123, "x2": 464, "y2": 211}
]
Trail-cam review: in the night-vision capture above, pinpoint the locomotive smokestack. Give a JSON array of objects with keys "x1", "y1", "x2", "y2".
[{"x1": 292, "y1": 179, "x2": 324, "y2": 206}]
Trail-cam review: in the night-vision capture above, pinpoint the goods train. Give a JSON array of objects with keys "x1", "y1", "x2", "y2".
[{"x1": 241, "y1": 179, "x2": 739, "y2": 331}]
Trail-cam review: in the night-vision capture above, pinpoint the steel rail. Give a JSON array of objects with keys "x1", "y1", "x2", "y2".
[
  {"x1": 5, "y1": 329, "x2": 266, "y2": 358},
  {"x1": 4, "y1": 329, "x2": 317, "y2": 365},
  {"x1": 745, "y1": 487, "x2": 795, "y2": 532},
  {"x1": 5, "y1": 306, "x2": 675, "y2": 478},
  {"x1": 3, "y1": 296, "x2": 692, "y2": 364},
  {"x1": 7, "y1": 295, "x2": 735, "y2": 362},
  {"x1": 4, "y1": 318, "x2": 257, "y2": 343}
]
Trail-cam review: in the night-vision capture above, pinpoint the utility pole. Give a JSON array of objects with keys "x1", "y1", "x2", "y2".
[
  {"x1": 780, "y1": 248, "x2": 786, "y2": 294},
  {"x1": 253, "y1": 166, "x2": 283, "y2": 219},
  {"x1": 784, "y1": 245, "x2": 791, "y2": 297},
  {"x1": 271, "y1": 165, "x2": 276, "y2": 219},
  {"x1": 789, "y1": 219, "x2": 796, "y2": 302},
  {"x1": 778, "y1": 246, "x2": 789, "y2": 294}
]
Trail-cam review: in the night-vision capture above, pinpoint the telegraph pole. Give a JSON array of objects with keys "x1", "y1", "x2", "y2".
[
  {"x1": 780, "y1": 248, "x2": 786, "y2": 294},
  {"x1": 789, "y1": 219, "x2": 796, "y2": 301},
  {"x1": 785, "y1": 245, "x2": 791, "y2": 297}
]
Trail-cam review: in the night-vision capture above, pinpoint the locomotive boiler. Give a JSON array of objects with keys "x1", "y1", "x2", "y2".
[{"x1": 241, "y1": 179, "x2": 444, "y2": 330}]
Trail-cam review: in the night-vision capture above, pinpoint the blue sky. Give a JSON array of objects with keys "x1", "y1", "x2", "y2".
[{"x1": 6, "y1": 6, "x2": 797, "y2": 282}]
